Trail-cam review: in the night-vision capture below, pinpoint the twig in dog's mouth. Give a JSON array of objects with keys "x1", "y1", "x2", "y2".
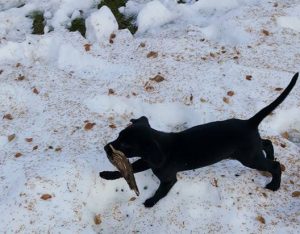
[{"x1": 108, "y1": 144, "x2": 139, "y2": 196}]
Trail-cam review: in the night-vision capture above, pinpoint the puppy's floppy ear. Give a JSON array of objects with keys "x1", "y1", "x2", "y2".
[
  {"x1": 130, "y1": 116, "x2": 150, "y2": 126},
  {"x1": 143, "y1": 139, "x2": 165, "y2": 168}
]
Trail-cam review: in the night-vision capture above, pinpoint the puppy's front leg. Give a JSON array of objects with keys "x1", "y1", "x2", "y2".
[
  {"x1": 100, "y1": 159, "x2": 150, "y2": 180},
  {"x1": 144, "y1": 178, "x2": 177, "y2": 208}
]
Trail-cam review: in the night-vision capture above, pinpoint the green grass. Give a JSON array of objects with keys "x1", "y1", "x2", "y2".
[
  {"x1": 69, "y1": 18, "x2": 86, "y2": 37},
  {"x1": 28, "y1": 11, "x2": 45, "y2": 35}
]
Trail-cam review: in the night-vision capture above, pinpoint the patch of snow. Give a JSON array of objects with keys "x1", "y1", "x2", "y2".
[
  {"x1": 49, "y1": 0, "x2": 94, "y2": 30},
  {"x1": 194, "y1": 0, "x2": 239, "y2": 10},
  {"x1": 0, "y1": 83, "x2": 43, "y2": 114},
  {"x1": 0, "y1": 0, "x2": 300, "y2": 233},
  {"x1": 84, "y1": 95, "x2": 215, "y2": 131},
  {"x1": 270, "y1": 108, "x2": 300, "y2": 133},
  {"x1": 137, "y1": 0, "x2": 175, "y2": 33},
  {"x1": 85, "y1": 6, "x2": 118, "y2": 44},
  {"x1": 277, "y1": 16, "x2": 300, "y2": 32},
  {"x1": 0, "y1": 0, "x2": 24, "y2": 11}
]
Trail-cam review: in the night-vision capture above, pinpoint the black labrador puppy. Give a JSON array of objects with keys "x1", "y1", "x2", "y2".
[{"x1": 100, "y1": 73, "x2": 298, "y2": 207}]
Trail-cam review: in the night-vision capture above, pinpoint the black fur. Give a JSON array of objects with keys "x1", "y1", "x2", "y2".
[{"x1": 100, "y1": 73, "x2": 298, "y2": 208}]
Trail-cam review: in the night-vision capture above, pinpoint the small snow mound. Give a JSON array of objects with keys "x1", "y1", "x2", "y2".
[
  {"x1": 137, "y1": 0, "x2": 175, "y2": 33},
  {"x1": 50, "y1": 0, "x2": 94, "y2": 29},
  {"x1": 269, "y1": 108, "x2": 300, "y2": 145},
  {"x1": 0, "y1": 35, "x2": 62, "y2": 65},
  {"x1": 85, "y1": 6, "x2": 118, "y2": 44},
  {"x1": 277, "y1": 16, "x2": 300, "y2": 32},
  {"x1": 200, "y1": 22, "x2": 253, "y2": 44},
  {"x1": 270, "y1": 108, "x2": 300, "y2": 132}
]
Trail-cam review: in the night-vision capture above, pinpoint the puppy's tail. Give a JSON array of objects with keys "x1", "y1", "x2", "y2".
[{"x1": 248, "y1": 72, "x2": 298, "y2": 127}]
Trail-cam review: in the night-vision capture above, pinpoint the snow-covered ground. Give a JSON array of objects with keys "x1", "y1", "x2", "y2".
[{"x1": 0, "y1": 0, "x2": 299, "y2": 233}]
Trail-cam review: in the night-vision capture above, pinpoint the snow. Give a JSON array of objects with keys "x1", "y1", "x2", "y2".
[
  {"x1": 137, "y1": 0, "x2": 175, "y2": 33},
  {"x1": 85, "y1": 6, "x2": 118, "y2": 44},
  {"x1": 0, "y1": 0, "x2": 300, "y2": 233},
  {"x1": 277, "y1": 16, "x2": 300, "y2": 32}
]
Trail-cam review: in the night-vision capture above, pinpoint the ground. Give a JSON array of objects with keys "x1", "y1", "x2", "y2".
[{"x1": 0, "y1": 0, "x2": 299, "y2": 233}]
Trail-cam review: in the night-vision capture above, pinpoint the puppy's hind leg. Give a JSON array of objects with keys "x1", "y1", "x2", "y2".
[
  {"x1": 240, "y1": 151, "x2": 281, "y2": 191},
  {"x1": 262, "y1": 139, "x2": 274, "y2": 160}
]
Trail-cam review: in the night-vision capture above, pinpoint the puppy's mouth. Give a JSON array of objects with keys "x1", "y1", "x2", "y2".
[{"x1": 107, "y1": 144, "x2": 139, "y2": 196}]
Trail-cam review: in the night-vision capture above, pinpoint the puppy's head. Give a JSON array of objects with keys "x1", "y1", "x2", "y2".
[{"x1": 104, "y1": 116, "x2": 164, "y2": 167}]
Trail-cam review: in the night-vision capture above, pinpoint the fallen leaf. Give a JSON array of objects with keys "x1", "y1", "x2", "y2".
[
  {"x1": 33, "y1": 87, "x2": 39, "y2": 94},
  {"x1": 210, "y1": 52, "x2": 215, "y2": 58},
  {"x1": 110, "y1": 33, "x2": 116, "y2": 39},
  {"x1": 25, "y1": 138, "x2": 33, "y2": 142},
  {"x1": 144, "y1": 82, "x2": 154, "y2": 92},
  {"x1": 41, "y1": 194, "x2": 52, "y2": 200},
  {"x1": 290, "y1": 180, "x2": 294, "y2": 184},
  {"x1": 55, "y1": 147, "x2": 62, "y2": 152},
  {"x1": 84, "y1": 44, "x2": 91, "y2": 51},
  {"x1": 109, "y1": 39, "x2": 114, "y2": 44},
  {"x1": 246, "y1": 75, "x2": 252, "y2": 80},
  {"x1": 84, "y1": 122, "x2": 96, "y2": 130},
  {"x1": 3, "y1": 114, "x2": 13, "y2": 120},
  {"x1": 129, "y1": 197, "x2": 136, "y2": 201},
  {"x1": 15, "y1": 152, "x2": 22, "y2": 158},
  {"x1": 150, "y1": 74, "x2": 164, "y2": 83},
  {"x1": 108, "y1": 88, "x2": 115, "y2": 95},
  {"x1": 275, "y1": 87, "x2": 283, "y2": 91},
  {"x1": 262, "y1": 192, "x2": 267, "y2": 198},
  {"x1": 256, "y1": 215, "x2": 265, "y2": 224},
  {"x1": 211, "y1": 178, "x2": 218, "y2": 187},
  {"x1": 16, "y1": 63, "x2": 21, "y2": 67},
  {"x1": 280, "y1": 164, "x2": 286, "y2": 172},
  {"x1": 233, "y1": 56, "x2": 239, "y2": 60},
  {"x1": 94, "y1": 214, "x2": 102, "y2": 225},
  {"x1": 280, "y1": 143, "x2": 286, "y2": 148},
  {"x1": 17, "y1": 75, "x2": 25, "y2": 81},
  {"x1": 281, "y1": 131, "x2": 289, "y2": 139},
  {"x1": 227, "y1": 91, "x2": 235, "y2": 96},
  {"x1": 273, "y1": 3, "x2": 278, "y2": 7},
  {"x1": 147, "y1": 51, "x2": 158, "y2": 58},
  {"x1": 8, "y1": 134, "x2": 16, "y2": 142},
  {"x1": 109, "y1": 124, "x2": 116, "y2": 129},
  {"x1": 139, "y1": 42, "x2": 146, "y2": 48},
  {"x1": 223, "y1": 97, "x2": 230, "y2": 104},
  {"x1": 292, "y1": 191, "x2": 300, "y2": 197},
  {"x1": 33, "y1": 145, "x2": 38, "y2": 150},
  {"x1": 200, "y1": 98, "x2": 207, "y2": 103},
  {"x1": 261, "y1": 29, "x2": 270, "y2": 36}
]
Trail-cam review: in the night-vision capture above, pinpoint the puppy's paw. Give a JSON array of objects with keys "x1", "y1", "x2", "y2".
[
  {"x1": 265, "y1": 182, "x2": 280, "y2": 191},
  {"x1": 99, "y1": 171, "x2": 121, "y2": 180},
  {"x1": 144, "y1": 198, "x2": 157, "y2": 208}
]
